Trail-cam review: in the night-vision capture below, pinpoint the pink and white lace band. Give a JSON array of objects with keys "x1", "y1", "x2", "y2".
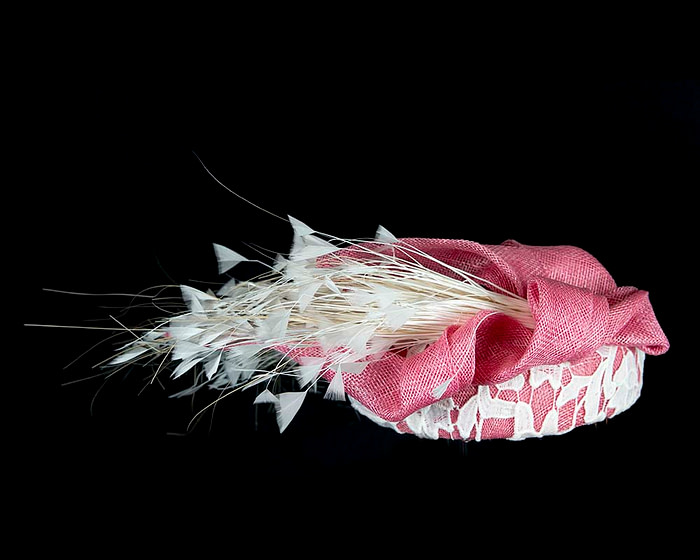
[{"x1": 350, "y1": 345, "x2": 644, "y2": 441}]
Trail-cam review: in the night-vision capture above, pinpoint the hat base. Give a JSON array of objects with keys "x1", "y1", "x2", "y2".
[{"x1": 350, "y1": 346, "x2": 644, "y2": 441}]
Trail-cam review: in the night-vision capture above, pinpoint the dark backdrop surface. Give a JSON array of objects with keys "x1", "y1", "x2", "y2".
[{"x1": 19, "y1": 80, "x2": 695, "y2": 529}]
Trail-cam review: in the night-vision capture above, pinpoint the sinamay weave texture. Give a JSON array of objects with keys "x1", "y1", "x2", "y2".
[{"x1": 306, "y1": 239, "x2": 668, "y2": 439}]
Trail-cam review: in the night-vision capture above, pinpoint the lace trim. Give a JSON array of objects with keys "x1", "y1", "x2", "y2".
[{"x1": 350, "y1": 346, "x2": 644, "y2": 441}]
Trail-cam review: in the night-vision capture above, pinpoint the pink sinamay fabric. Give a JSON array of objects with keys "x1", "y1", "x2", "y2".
[{"x1": 314, "y1": 239, "x2": 669, "y2": 433}]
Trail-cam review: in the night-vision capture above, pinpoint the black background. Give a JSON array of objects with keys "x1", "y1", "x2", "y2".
[{"x1": 17, "y1": 79, "x2": 696, "y2": 535}]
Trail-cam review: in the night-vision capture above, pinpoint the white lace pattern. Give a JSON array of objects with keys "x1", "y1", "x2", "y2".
[{"x1": 350, "y1": 346, "x2": 645, "y2": 441}]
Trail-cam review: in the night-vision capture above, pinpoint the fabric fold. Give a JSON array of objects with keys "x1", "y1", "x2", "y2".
[{"x1": 323, "y1": 239, "x2": 668, "y2": 423}]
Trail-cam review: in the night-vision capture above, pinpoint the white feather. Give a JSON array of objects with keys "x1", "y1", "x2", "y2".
[
  {"x1": 229, "y1": 344, "x2": 264, "y2": 372},
  {"x1": 383, "y1": 304, "x2": 416, "y2": 331},
  {"x1": 406, "y1": 342, "x2": 428, "y2": 358},
  {"x1": 109, "y1": 345, "x2": 149, "y2": 365},
  {"x1": 346, "y1": 290, "x2": 376, "y2": 306},
  {"x1": 253, "y1": 389, "x2": 279, "y2": 404},
  {"x1": 184, "y1": 295, "x2": 203, "y2": 315},
  {"x1": 165, "y1": 326, "x2": 204, "y2": 340},
  {"x1": 288, "y1": 215, "x2": 315, "y2": 237},
  {"x1": 295, "y1": 281, "x2": 323, "y2": 312},
  {"x1": 347, "y1": 325, "x2": 376, "y2": 356},
  {"x1": 273, "y1": 254, "x2": 289, "y2": 272},
  {"x1": 181, "y1": 284, "x2": 217, "y2": 302},
  {"x1": 222, "y1": 356, "x2": 242, "y2": 387},
  {"x1": 338, "y1": 361, "x2": 368, "y2": 374},
  {"x1": 208, "y1": 324, "x2": 249, "y2": 349},
  {"x1": 216, "y1": 277, "x2": 238, "y2": 296},
  {"x1": 197, "y1": 323, "x2": 233, "y2": 347},
  {"x1": 348, "y1": 285, "x2": 397, "y2": 308},
  {"x1": 375, "y1": 225, "x2": 398, "y2": 244},
  {"x1": 203, "y1": 351, "x2": 223, "y2": 380},
  {"x1": 283, "y1": 260, "x2": 313, "y2": 282},
  {"x1": 432, "y1": 377, "x2": 454, "y2": 399},
  {"x1": 213, "y1": 243, "x2": 248, "y2": 274},
  {"x1": 275, "y1": 391, "x2": 307, "y2": 432},
  {"x1": 318, "y1": 324, "x2": 374, "y2": 355},
  {"x1": 172, "y1": 340, "x2": 206, "y2": 361},
  {"x1": 318, "y1": 329, "x2": 349, "y2": 352},
  {"x1": 181, "y1": 285, "x2": 216, "y2": 314},
  {"x1": 290, "y1": 235, "x2": 338, "y2": 261},
  {"x1": 171, "y1": 356, "x2": 205, "y2": 379},
  {"x1": 296, "y1": 358, "x2": 324, "y2": 387},
  {"x1": 366, "y1": 337, "x2": 395, "y2": 356},
  {"x1": 372, "y1": 285, "x2": 398, "y2": 308},
  {"x1": 324, "y1": 276, "x2": 341, "y2": 294},
  {"x1": 323, "y1": 365, "x2": 346, "y2": 401},
  {"x1": 224, "y1": 344, "x2": 264, "y2": 384},
  {"x1": 256, "y1": 308, "x2": 291, "y2": 341}
]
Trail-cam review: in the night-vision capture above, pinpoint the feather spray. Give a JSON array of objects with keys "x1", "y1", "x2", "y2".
[{"x1": 104, "y1": 216, "x2": 537, "y2": 433}]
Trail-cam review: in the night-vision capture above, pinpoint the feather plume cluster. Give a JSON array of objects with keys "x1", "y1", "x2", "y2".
[{"x1": 108, "y1": 217, "x2": 534, "y2": 432}]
